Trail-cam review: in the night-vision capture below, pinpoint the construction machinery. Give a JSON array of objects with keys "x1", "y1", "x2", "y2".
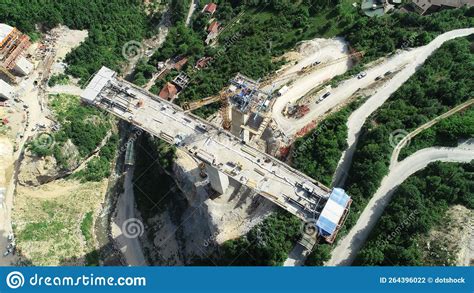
[
  {"x1": 181, "y1": 89, "x2": 233, "y2": 129},
  {"x1": 220, "y1": 90, "x2": 232, "y2": 130},
  {"x1": 182, "y1": 95, "x2": 221, "y2": 111}
]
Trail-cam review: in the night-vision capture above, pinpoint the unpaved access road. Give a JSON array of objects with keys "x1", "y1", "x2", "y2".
[
  {"x1": 270, "y1": 38, "x2": 350, "y2": 134},
  {"x1": 331, "y1": 28, "x2": 474, "y2": 187},
  {"x1": 327, "y1": 146, "x2": 474, "y2": 266},
  {"x1": 273, "y1": 28, "x2": 474, "y2": 138}
]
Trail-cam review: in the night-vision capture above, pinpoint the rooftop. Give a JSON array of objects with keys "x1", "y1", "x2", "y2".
[
  {"x1": 0, "y1": 23, "x2": 13, "y2": 42},
  {"x1": 204, "y1": 3, "x2": 217, "y2": 14}
]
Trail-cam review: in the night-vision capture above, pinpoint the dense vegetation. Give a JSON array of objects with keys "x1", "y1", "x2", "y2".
[
  {"x1": 73, "y1": 133, "x2": 119, "y2": 182},
  {"x1": 0, "y1": 0, "x2": 156, "y2": 83},
  {"x1": 47, "y1": 73, "x2": 70, "y2": 87},
  {"x1": 355, "y1": 161, "x2": 474, "y2": 266},
  {"x1": 345, "y1": 7, "x2": 474, "y2": 61},
  {"x1": 305, "y1": 243, "x2": 332, "y2": 266},
  {"x1": 399, "y1": 107, "x2": 474, "y2": 160},
  {"x1": 342, "y1": 37, "x2": 474, "y2": 229},
  {"x1": 141, "y1": 0, "x2": 357, "y2": 110},
  {"x1": 28, "y1": 94, "x2": 117, "y2": 182},
  {"x1": 219, "y1": 212, "x2": 301, "y2": 266},
  {"x1": 145, "y1": 0, "x2": 473, "y2": 116},
  {"x1": 291, "y1": 99, "x2": 365, "y2": 186}
]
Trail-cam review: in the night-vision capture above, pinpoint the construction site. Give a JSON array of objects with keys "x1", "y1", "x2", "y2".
[
  {"x1": 82, "y1": 66, "x2": 353, "y2": 245},
  {"x1": 0, "y1": 23, "x2": 33, "y2": 91}
]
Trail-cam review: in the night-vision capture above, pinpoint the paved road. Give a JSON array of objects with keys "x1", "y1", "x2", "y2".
[
  {"x1": 331, "y1": 28, "x2": 474, "y2": 188},
  {"x1": 327, "y1": 146, "x2": 474, "y2": 266}
]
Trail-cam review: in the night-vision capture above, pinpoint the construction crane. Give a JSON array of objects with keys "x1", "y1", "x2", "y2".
[
  {"x1": 220, "y1": 90, "x2": 232, "y2": 130},
  {"x1": 181, "y1": 89, "x2": 233, "y2": 129},
  {"x1": 259, "y1": 50, "x2": 364, "y2": 89},
  {"x1": 182, "y1": 94, "x2": 221, "y2": 111}
]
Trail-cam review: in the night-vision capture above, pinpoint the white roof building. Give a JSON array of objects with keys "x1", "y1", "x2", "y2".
[
  {"x1": 0, "y1": 79, "x2": 14, "y2": 100},
  {"x1": 82, "y1": 66, "x2": 116, "y2": 103},
  {"x1": 13, "y1": 56, "x2": 33, "y2": 75},
  {"x1": 0, "y1": 23, "x2": 14, "y2": 42}
]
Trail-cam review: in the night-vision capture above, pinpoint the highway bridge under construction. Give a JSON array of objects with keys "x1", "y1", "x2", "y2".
[{"x1": 82, "y1": 67, "x2": 351, "y2": 243}]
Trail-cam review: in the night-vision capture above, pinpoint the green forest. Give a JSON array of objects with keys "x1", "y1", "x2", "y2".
[
  {"x1": 291, "y1": 98, "x2": 366, "y2": 186},
  {"x1": 27, "y1": 94, "x2": 117, "y2": 182},
  {"x1": 0, "y1": 0, "x2": 157, "y2": 83},
  {"x1": 355, "y1": 161, "x2": 474, "y2": 266},
  {"x1": 343, "y1": 36, "x2": 474, "y2": 230},
  {"x1": 146, "y1": 1, "x2": 473, "y2": 115},
  {"x1": 218, "y1": 212, "x2": 301, "y2": 266},
  {"x1": 399, "y1": 107, "x2": 474, "y2": 160},
  {"x1": 3, "y1": 0, "x2": 472, "y2": 98}
]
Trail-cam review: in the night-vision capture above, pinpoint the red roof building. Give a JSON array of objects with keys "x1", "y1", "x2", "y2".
[
  {"x1": 174, "y1": 57, "x2": 188, "y2": 70},
  {"x1": 159, "y1": 82, "x2": 178, "y2": 100},
  {"x1": 195, "y1": 57, "x2": 213, "y2": 69},
  {"x1": 207, "y1": 21, "x2": 219, "y2": 33},
  {"x1": 203, "y1": 3, "x2": 217, "y2": 14}
]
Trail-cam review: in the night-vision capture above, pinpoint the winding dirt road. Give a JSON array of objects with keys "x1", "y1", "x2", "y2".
[
  {"x1": 331, "y1": 28, "x2": 474, "y2": 188},
  {"x1": 273, "y1": 28, "x2": 474, "y2": 140},
  {"x1": 328, "y1": 145, "x2": 474, "y2": 266}
]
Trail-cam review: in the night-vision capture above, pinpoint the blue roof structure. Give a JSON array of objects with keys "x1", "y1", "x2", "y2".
[{"x1": 316, "y1": 188, "x2": 351, "y2": 237}]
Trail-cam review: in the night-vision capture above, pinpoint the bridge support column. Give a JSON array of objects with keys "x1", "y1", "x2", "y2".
[
  {"x1": 231, "y1": 106, "x2": 249, "y2": 138},
  {"x1": 206, "y1": 165, "x2": 229, "y2": 194}
]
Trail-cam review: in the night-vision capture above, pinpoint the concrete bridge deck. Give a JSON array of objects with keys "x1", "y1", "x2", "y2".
[{"x1": 82, "y1": 67, "x2": 334, "y2": 221}]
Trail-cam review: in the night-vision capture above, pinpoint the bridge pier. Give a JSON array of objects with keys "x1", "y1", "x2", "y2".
[{"x1": 206, "y1": 164, "x2": 229, "y2": 194}]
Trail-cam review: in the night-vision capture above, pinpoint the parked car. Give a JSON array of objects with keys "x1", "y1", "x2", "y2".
[{"x1": 357, "y1": 72, "x2": 367, "y2": 79}]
